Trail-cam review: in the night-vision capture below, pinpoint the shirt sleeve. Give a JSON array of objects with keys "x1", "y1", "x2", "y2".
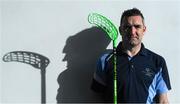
[
  {"x1": 156, "y1": 58, "x2": 171, "y2": 94},
  {"x1": 91, "y1": 53, "x2": 110, "y2": 92}
]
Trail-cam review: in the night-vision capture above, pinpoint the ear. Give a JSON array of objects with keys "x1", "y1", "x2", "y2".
[
  {"x1": 119, "y1": 26, "x2": 123, "y2": 36},
  {"x1": 143, "y1": 26, "x2": 146, "y2": 32}
]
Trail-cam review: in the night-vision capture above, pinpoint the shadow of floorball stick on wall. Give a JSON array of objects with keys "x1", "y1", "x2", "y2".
[{"x1": 2, "y1": 51, "x2": 50, "y2": 104}]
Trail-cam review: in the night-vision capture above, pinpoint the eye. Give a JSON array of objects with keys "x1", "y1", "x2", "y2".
[
  {"x1": 134, "y1": 25, "x2": 142, "y2": 29},
  {"x1": 122, "y1": 24, "x2": 143, "y2": 32},
  {"x1": 124, "y1": 25, "x2": 131, "y2": 30}
]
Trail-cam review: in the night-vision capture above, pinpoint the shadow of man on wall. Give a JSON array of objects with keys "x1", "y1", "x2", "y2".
[{"x1": 56, "y1": 27, "x2": 111, "y2": 103}]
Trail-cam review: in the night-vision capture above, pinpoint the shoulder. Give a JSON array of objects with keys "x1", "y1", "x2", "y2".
[
  {"x1": 97, "y1": 50, "x2": 113, "y2": 71},
  {"x1": 99, "y1": 50, "x2": 113, "y2": 62},
  {"x1": 145, "y1": 48, "x2": 166, "y2": 67}
]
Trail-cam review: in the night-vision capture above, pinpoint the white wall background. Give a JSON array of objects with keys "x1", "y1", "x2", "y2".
[{"x1": 1, "y1": 0, "x2": 180, "y2": 103}]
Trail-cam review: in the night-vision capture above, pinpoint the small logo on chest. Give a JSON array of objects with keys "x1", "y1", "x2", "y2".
[{"x1": 142, "y1": 68, "x2": 154, "y2": 77}]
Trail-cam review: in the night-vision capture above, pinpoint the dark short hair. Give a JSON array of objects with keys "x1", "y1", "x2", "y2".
[{"x1": 120, "y1": 8, "x2": 144, "y2": 25}]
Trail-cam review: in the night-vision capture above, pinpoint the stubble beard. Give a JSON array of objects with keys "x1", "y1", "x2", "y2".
[{"x1": 123, "y1": 37, "x2": 142, "y2": 49}]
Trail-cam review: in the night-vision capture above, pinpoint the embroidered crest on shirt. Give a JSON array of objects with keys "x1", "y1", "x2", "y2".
[{"x1": 142, "y1": 68, "x2": 154, "y2": 77}]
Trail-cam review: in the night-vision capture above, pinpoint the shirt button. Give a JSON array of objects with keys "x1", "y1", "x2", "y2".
[{"x1": 131, "y1": 65, "x2": 134, "y2": 69}]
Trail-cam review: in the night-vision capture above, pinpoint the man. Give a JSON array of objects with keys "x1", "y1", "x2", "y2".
[{"x1": 91, "y1": 8, "x2": 171, "y2": 104}]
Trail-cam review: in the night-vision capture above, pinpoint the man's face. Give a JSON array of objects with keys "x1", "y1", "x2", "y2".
[{"x1": 119, "y1": 15, "x2": 146, "y2": 47}]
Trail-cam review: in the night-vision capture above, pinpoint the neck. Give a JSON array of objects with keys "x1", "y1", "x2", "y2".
[{"x1": 122, "y1": 42, "x2": 142, "y2": 57}]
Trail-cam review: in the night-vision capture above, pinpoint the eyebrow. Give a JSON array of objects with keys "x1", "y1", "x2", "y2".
[{"x1": 123, "y1": 24, "x2": 143, "y2": 28}]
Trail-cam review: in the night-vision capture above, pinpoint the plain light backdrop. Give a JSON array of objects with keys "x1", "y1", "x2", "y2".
[{"x1": 1, "y1": 0, "x2": 180, "y2": 103}]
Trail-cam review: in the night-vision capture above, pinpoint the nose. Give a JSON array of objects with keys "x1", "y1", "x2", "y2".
[{"x1": 130, "y1": 26, "x2": 136, "y2": 35}]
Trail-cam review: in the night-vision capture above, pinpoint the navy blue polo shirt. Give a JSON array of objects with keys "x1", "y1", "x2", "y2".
[{"x1": 91, "y1": 43, "x2": 171, "y2": 103}]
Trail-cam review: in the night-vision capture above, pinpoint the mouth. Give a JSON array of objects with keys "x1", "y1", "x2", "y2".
[
  {"x1": 129, "y1": 37, "x2": 137, "y2": 40},
  {"x1": 130, "y1": 36, "x2": 137, "y2": 38},
  {"x1": 123, "y1": 36, "x2": 138, "y2": 42}
]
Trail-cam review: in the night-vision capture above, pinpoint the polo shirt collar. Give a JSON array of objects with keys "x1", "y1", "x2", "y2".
[{"x1": 116, "y1": 42, "x2": 147, "y2": 56}]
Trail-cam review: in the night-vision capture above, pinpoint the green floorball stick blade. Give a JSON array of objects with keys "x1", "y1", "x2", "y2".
[{"x1": 88, "y1": 13, "x2": 118, "y2": 42}]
